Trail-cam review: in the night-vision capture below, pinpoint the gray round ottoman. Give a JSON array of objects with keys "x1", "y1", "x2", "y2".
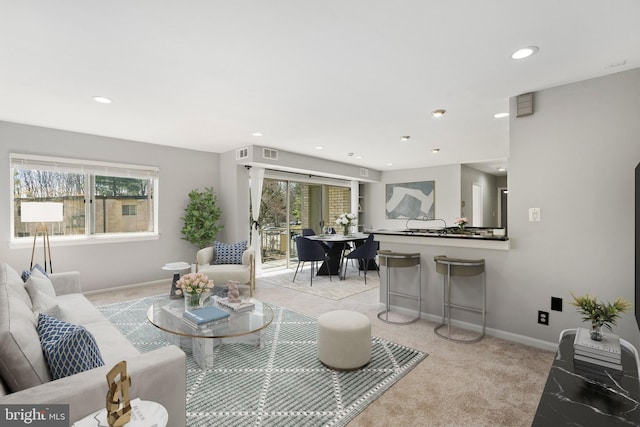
[{"x1": 317, "y1": 310, "x2": 371, "y2": 370}]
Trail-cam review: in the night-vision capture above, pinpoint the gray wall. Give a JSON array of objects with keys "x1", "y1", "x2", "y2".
[
  {"x1": 507, "y1": 68, "x2": 640, "y2": 348},
  {"x1": 0, "y1": 121, "x2": 219, "y2": 292},
  {"x1": 460, "y1": 164, "x2": 499, "y2": 227},
  {"x1": 363, "y1": 69, "x2": 640, "y2": 349}
]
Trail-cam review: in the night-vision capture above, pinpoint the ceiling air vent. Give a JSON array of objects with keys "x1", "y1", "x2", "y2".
[
  {"x1": 236, "y1": 147, "x2": 249, "y2": 160},
  {"x1": 263, "y1": 148, "x2": 278, "y2": 160},
  {"x1": 516, "y1": 93, "x2": 534, "y2": 117},
  {"x1": 360, "y1": 168, "x2": 369, "y2": 177}
]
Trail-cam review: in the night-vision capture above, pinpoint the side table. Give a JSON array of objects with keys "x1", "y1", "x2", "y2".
[
  {"x1": 72, "y1": 398, "x2": 168, "y2": 427},
  {"x1": 162, "y1": 262, "x2": 191, "y2": 299},
  {"x1": 533, "y1": 329, "x2": 640, "y2": 425}
]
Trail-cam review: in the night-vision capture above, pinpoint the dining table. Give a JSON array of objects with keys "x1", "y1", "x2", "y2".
[{"x1": 305, "y1": 232, "x2": 376, "y2": 278}]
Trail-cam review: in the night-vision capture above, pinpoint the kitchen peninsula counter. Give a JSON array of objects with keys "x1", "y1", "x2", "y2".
[{"x1": 368, "y1": 228, "x2": 509, "y2": 251}]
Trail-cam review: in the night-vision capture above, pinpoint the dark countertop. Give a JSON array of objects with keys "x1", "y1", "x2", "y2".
[
  {"x1": 533, "y1": 330, "x2": 640, "y2": 426},
  {"x1": 368, "y1": 227, "x2": 509, "y2": 241}
]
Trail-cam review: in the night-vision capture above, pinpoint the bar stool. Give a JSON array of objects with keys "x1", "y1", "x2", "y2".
[
  {"x1": 433, "y1": 255, "x2": 486, "y2": 343},
  {"x1": 377, "y1": 250, "x2": 421, "y2": 324}
]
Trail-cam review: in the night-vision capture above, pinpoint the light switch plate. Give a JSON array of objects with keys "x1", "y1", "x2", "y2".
[{"x1": 529, "y1": 208, "x2": 541, "y2": 222}]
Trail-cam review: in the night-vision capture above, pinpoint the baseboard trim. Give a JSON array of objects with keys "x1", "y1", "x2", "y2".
[
  {"x1": 378, "y1": 303, "x2": 558, "y2": 352},
  {"x1": 83, "y1": 278, "x2": 170, "y2": 296}
]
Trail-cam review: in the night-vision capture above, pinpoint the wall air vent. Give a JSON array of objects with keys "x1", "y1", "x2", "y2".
[
  {"x1": 516, "y1": 93, "x2": 534, "y2": 117},
  {"x1": 236, "y1": 147, "x2": 249, "y2": 160},
  {"x1": 360, "y1": 168, "x2": 369, "y2": 177},
  {"x1": 263, "y1": 148, "x2": 278, "y2": 160}
]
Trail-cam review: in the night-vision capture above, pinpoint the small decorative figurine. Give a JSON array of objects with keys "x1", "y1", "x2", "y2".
[
  {"x1": 227, "y1": 280, "x2": 241, "y2": 303},
  {"x1": 106, "y1": 361, "x2": 132, "y2": 427}
]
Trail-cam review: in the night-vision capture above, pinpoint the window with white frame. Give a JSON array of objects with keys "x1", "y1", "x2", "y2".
[{"x1": 11, "y1": 154, "x2": 159, "y2": 241}]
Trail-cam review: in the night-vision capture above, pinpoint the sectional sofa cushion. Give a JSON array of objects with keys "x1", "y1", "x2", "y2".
[
  {"x1": 37, "y1": 313, "x2": 105, "y2": 380},
  {"x1": 0, "y1": 263, "x2": 52, "y2": 392},
  {"x1": 25, "y1": 268, "x2": 57, "y2": 300},
  {"x1": 21, "y1": 263, "x2": 48, "y2": 282},
  {"x1": 212, "y1": 240, "x2": 247, "y2": 265}
]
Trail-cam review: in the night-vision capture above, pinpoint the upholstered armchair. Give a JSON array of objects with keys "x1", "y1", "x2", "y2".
[{"x1": 196, "y1": 244, "x2": 256, "y2": 296}]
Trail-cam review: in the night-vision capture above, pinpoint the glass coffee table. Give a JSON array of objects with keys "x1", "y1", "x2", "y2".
[{"x1": 147, "y1": 296, "x2": 274, "y2": 368}]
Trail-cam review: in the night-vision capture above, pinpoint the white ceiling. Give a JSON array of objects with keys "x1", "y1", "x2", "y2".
[{"x1": 1, "y1": 1, "x2": 639, "y2": 174}]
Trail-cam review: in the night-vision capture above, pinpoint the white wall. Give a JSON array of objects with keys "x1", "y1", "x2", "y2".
[{"x1": 0, "y1": 121, "x2": 220, "y2": 292}]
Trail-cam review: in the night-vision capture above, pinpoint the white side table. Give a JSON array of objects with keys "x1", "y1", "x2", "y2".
[
  {"x1": 72, "y1": 399, "x2": 168, "y2": 427},
  {"x1": 162, "y1": 262, "x2": 191, "y2": 299}
]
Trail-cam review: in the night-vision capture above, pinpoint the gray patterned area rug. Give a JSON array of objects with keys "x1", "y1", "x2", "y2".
[
  {"x1": 97, "y1": 295, "x2": 426, "y2": 427},
  {"x1": 259, "y1": 269, "x2": 380, "y2": 301}
]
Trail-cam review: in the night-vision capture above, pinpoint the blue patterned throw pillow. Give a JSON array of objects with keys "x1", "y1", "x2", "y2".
[
  {"x1": 212, "y1": 240, "x2": 247, "y2": 265},
  {"x1": 36, "y1": 313, "x2": 105, "y2": 380},
  {"x1": 21, "y1": 263, "x2": 48, "y2": 282}
]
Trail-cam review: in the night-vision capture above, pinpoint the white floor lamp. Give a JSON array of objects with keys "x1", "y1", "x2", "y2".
[{"x1": 21, "y1": 202, "x2": 64, "y2": 273}]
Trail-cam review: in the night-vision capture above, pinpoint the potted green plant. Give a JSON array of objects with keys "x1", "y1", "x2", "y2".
[
  {"x1": 569, "y1": 292, "x2": 631, "y2": 341},
  {"x1": 181, "y1": 187, "x2": 223, "y2": 250}
]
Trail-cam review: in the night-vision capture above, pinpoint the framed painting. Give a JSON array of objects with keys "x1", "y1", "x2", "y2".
[{"x1": 385, "y1": 181, "x2": 435, "y2": 219}]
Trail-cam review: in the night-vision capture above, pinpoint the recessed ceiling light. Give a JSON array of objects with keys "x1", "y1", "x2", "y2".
[
  {"x1": 252, "y1": 132, "x2": 263, "y2": 137},
  {"x1": 497, "y1": 167, "x2": 506, "y2": 172},
  {"x1": 401, "y1": 136, "x2": 411, "y2": 141},
  {"x1": 494, "y1": 112, "x2": 509, "y2": 118},
  {"x1": 387, "y1": 163, "x2": 393, "y2": 166},
  {"x1": 431, "y1": 148, "x2": 440, "y2": 153},
  {"x1": 356, "y1": 156, "x2": 362, "y2": 159},
  {"x1": 93, "y1": 96, "x2": 112, "y2": 104},
  {"x1": 431, "y1": 109, "x2": 446, "y2": 118},
  {"x1": 315, "y1": 146, "x2": 323, "y2": 150},
  {"x1": 511, "y1": 46, "x2": 539, "y2": 60}
]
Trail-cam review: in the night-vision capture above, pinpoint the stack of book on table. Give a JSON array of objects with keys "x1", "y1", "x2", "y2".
[
  {"x1": 182, "y1": 306, "x2": 230, "y2": 330},
  {"x1": 573, "y1": 327, "x2": 622, "y2": 375},
  {"x1": 217, "y1": 297, "x2": 255, "y2": 313}
]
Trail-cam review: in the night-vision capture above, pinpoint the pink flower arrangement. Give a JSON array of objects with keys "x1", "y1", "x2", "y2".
[
  {"x1": 175, "y1": 272, "x2": 214, "y2": 297},
  {"x1": 454, "y1": 217, "x2": 468, "y2": 227}
]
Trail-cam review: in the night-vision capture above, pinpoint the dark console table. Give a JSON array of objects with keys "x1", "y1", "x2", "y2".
[{"x1": 533, "y1": 329, "x2": 640, "y2": 426}]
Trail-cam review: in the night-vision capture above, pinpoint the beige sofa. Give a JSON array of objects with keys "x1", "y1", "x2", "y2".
[
  {"x1": 0, "y1": 263, "x2": 186, "y2": 427},
  {"x1": 196, "y1": 246, "x2": 255, "y2": 296}
]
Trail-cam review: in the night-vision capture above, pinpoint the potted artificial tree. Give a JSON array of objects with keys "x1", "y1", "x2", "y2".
[
  {"x1": 570, "y1": 292, "x2": 631, "y2": 341},
  {"x1": 181, "y1": 186, "x2": 223, "y2": 256}
]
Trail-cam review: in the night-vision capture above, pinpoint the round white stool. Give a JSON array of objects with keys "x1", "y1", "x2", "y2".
[{"x1": 317, "y1": 310, "x2": 371, "y2": 370}]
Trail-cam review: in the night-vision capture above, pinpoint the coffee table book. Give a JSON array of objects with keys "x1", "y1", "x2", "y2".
[
  {"x1": 183, "y1": 306, "x2": 230, "y2": 325},
  {"x1": 573, "y1": 328, "x2": 621, "y2": 357},
  {"x1": 217, "y1": 297, "x2": 255, "y2": 313}
]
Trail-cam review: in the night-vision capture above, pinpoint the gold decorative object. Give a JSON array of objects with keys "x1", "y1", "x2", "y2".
[{"x1": 106, "y1": 361, "x2": 132, "y2": 427}]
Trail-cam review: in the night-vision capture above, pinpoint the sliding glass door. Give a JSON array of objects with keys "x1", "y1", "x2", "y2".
[{"x1": 260, "y1": 177, "x2": 351, "y2": 271}]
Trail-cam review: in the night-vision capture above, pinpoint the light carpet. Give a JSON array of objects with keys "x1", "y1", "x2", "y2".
[
  {"x1": 97, "y1": 295, "x2": 426, "y2": 427},
  {"x1": 260, "y1": 268, "x2": 379, "y2": 301}
]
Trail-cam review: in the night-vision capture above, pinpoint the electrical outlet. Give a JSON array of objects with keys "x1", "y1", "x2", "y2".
[{"x1": 538, "y1": 310, "x2": 549, "y2": 325}]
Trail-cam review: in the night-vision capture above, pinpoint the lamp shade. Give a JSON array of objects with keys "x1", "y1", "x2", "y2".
[{"x1": 21, "y1": 202, "x2": 64, "y2": 223}]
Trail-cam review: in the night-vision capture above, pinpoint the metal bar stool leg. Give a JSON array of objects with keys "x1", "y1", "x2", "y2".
[
  {"x1": 434, "y1": 256, "x2": 486, "y2": 343},
  {"x1": 377, "y1": 251, "x2": 421, "y2": 324}
]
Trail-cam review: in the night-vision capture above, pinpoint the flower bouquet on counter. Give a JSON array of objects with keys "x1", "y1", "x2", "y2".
[{"x1": 454, "y1": 217, "x2": 468, "y2": 230}]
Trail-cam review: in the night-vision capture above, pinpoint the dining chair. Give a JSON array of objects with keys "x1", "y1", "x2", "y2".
[
  {"x1": 293, "y1": 236, "x2": 332, "y2": 285},
  {"x1": 341, "y1": 234, "x2": 379, "y2": 283},
  {"x1": 302, "y1": 228, "x2": 316, "y2": 236}
]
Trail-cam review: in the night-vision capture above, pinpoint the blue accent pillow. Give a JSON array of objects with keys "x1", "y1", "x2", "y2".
[
  {"x1": 21, "y1": 264, "x2": 48, "y2": 282},
  {"x1": 212, "y1": 240, "x2": 247, "y2": 265},
  {"x1": 36, "y1": 313, "x2": 105, "y2": 380}
]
